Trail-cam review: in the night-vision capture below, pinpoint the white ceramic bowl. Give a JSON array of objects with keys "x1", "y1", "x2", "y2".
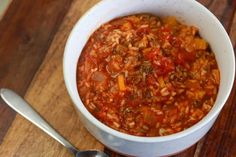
[{"x1": 63, "y1": 0, "x2": 235, "y2": 156}]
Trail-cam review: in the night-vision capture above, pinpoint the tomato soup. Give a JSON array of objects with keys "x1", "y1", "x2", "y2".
[{"x1": 76, "y1": 14, "x2": 220, "y2": 137}]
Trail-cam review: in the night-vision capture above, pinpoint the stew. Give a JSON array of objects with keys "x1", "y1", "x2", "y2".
[{"x1": 77, "y1": 14, "x2": 220, "y2": 137}]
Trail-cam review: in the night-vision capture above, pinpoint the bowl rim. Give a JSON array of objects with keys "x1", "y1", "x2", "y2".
[{"x1": 63, "y1": 0, "x2": 235, "y2": 143}]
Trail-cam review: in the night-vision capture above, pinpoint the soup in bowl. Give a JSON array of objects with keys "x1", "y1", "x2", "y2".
[
  {"x1": 64, "y1": 0, "x2": 235, "y2": 156},
  {"x1": 77, "y1": 14, "x2": 220, "y2": 137}
]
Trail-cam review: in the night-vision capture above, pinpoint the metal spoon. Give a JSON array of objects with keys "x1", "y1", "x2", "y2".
[{"x1": 0, "y1": 88, "x2": 109, "y2": 157}]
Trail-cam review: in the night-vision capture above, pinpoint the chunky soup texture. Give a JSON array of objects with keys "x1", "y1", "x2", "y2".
[{"x1": 77, "y1": 14, "x2": 220, "y2": 137}]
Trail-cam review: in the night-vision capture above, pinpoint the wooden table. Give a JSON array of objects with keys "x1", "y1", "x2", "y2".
[{"x1": 0, "y1": 0, "x2": 235, "y2": 156}]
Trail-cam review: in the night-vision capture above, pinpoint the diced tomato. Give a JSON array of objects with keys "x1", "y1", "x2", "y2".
[
  {"x1": 153, "y1": 56, "x2": 175, "y2": 75},
  {"x1": 176, "y1": 49, "x2": 196, "y2": 65},
  {"x1": 184, "y1": 51, "x2": 196, "y2": 62},
  {"x1": 176, "y1": 52, "x2": 185, "y2": 65},
  {"x1": 145, "y1": 48, "x2": 160, "y2": 60},
  {"x1": 145, "y1": 49, "x2": 175, "y2": 76}
]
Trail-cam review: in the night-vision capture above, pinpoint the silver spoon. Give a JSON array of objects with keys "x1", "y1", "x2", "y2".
[{"x1": 0, "y1": 88, "x2": 109, "y2": 157}]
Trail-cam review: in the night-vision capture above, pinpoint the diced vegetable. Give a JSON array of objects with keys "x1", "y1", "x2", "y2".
[
  {"x1": 118, "y1": 74, "x2": 126, "y2": 91},
  {"x1": 121, "y1": 21, "x2": 133, "y2": 31},
  {"x1": 193, "y1": 38, "x2": 208, "y2": 50},
  {"x1": 91, "y1": 71, "x2": 106, "y2": 82},
  {"x1": 163, "y1": 16, "x2": 178, "y2": 27},
  {"x1": 158, "y1": 76, "x2": 165, "y2": 88}
]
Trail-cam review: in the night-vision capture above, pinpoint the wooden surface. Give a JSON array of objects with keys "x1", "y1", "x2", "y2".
[
  {"x1": 0, "y1": 0, "x2": 73, "y2": 144},
  {"x1": 0, "y1": 0, "x2": 12, "y2": 20},
  {"x1": 0, "y1": 0, "x2": 235, "y2": 156}
]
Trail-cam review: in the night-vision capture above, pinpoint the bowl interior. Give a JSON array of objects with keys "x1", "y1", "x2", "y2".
[{"x1": 64, "y1": 0, "x2": 235, "y2": 141}]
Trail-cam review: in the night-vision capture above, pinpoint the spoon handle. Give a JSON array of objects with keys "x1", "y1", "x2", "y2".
[{"x1": 0, "y1": 88, "x2": 78, "y2": 155}]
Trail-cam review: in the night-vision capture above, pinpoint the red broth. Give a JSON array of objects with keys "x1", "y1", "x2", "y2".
[{"x1": 76, "y1": 14, "x2": 220, "y2": 137}]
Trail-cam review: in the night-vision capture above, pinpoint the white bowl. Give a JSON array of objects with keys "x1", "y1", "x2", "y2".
[{"x1": 63, "y1": 0, "x2": 235, "y2": 156}]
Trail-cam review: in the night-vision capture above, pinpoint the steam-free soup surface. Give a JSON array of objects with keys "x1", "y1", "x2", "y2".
[{"x1": 77, "y1": 14, "x2": 220, "y2": 136}]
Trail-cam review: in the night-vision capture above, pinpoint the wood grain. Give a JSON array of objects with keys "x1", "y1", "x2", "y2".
[
  {"x1": 0, "y1": 0, "x2": 102, "y2": 157},
  {"x1": 0, "y1": 0, "x2": 73, "y2": 144},
  {"x1": 0, "y1": 0, "x2": 236, "y2": 157},
  {"x1": 0, "y1": 0, "x2": 12, "y2": 20}
]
